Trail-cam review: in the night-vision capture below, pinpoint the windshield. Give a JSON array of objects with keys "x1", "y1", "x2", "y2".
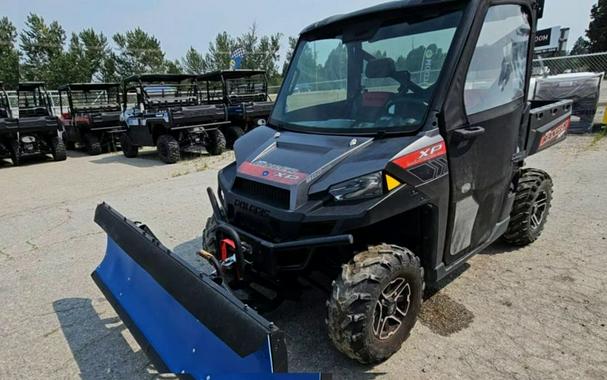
[{"x1": 272, "y1": 9, "x2": 462, "y2": 134}]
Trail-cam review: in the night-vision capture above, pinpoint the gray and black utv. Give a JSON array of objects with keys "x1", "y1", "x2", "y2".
[
  {"x1": 92, "y1": 0, "x2": 568, "y2": 376},
  {"x1": 120, "y1": 74, "x2": 229, "y2": 164},
  {"x1": 198, "y1": 70, "x2": 274, "y2": 147},
  {"x1": 1, "y1": 82, "x2": 66, "y2": 165},
  {"x1": 58, "y1": 83, "x2": 125, "y2": 155}
]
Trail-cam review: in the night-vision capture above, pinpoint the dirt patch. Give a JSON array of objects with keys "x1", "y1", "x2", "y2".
[{"x1": 419, "y1": 292, "x2": 474, "y2": 336}]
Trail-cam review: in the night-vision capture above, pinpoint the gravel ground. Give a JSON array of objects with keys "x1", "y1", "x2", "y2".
[{"x1": 0, "y1": 136, "x2": 606, "y2": 379}]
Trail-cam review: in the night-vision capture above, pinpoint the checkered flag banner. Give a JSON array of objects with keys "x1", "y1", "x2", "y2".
[{"x1": 230, "y1": 48, "x2": 246, "y2": 69}]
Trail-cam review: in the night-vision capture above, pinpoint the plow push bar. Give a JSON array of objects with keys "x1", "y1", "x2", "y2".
[{"x1": 92, "y1": 203, "x2": 290, "y2": 377}]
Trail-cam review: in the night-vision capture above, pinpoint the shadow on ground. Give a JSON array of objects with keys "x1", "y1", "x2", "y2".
[
  {"x1": 53, "y1": 298, "x2": 154, "y2": 380},
  {"x1": 90, "y1": 151, "x2": 165, "y2": 168}
]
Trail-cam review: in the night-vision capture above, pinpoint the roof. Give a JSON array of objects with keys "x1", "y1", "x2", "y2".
[
  {"x1": 58, "y1": 83, "x2": 121, "y2": 91},
  {"x1": 18, "y1": 82, "x2": 47, "y2": 90},
  {"x1": 301, "y1": 0, "x2": 462, "y2": 35},
  {"x1": 123, "y1": 73, "x2": 197, "y2": 84},
  {"x1": 198, "y1": 70, "x2": 266, "y2": 81}
]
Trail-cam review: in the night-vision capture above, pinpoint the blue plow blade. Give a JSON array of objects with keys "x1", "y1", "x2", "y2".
[{"x1": 92, "y1": 203, "x2": 322, "y2": 379}]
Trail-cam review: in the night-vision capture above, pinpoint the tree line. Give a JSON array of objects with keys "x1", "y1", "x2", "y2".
[{"x1": 0, "y1": 13, "x2": 290, "y2": 89}]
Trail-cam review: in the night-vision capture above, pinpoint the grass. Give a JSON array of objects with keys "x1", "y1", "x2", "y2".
[
  {"x1": 170, "y1": 160, "x2": 209, "y2": 178},
  {"x1": 591, "y1": 125, "x2": 607, "y2": 146}
]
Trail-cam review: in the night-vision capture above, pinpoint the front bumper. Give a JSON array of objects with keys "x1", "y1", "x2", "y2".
[{"x1": 208, "y1": 188, "x2": 353, "y2": 275}]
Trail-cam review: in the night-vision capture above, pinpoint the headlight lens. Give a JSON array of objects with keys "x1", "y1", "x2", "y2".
[{"x1": 329, "y1": 171, "x2": 383, "y2": 201}]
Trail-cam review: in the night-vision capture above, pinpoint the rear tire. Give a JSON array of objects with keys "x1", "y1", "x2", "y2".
[
  {"x1": 206, "y1": 129, "x2": 226, "y2": 156},
  {"x1": 51, "y1": 136, "x2": 67, "y2": 161},
  {"x1": 503, "y1": 168, "x2": 553, "y2": 246},
  {"x1": 225, "y1": 126, "x2": 245, "y2": 149},
  {"x1": 10, "y1": 139, "x2": 20, "y2": 166},
  {"x1": 120, "y1": 133, "x2": 139, "y2": 158},
  {"x1": 84, "y1": 133, "x2": 102, "y2": 155},
  {"x1": 327, "y1": 244, "x2": 424, "y2": 364},
  {"x1": 156, "y1": 134, "x2": 181, "y2": 164},
  {"x1": 62, "y1": 132, "x2": 75, "y2": 150}
]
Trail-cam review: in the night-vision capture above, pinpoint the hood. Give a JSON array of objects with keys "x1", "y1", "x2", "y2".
[{"x1": 233, "y1": 126, "x2": 420, "y2": 209}]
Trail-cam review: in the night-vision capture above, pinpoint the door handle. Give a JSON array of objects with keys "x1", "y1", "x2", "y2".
[{"x1": 453, "y1": 126, "x2": 485, "y2": 140}]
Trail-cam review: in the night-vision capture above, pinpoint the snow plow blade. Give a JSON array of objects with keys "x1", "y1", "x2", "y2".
[{"x1": 91, "y1": 203, "x2": 288, "y2": 376}]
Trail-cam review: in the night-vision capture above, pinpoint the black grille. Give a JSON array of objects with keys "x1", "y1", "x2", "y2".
[{"x1": 233, "y1": 177, "x2": 290, "y2": 209}]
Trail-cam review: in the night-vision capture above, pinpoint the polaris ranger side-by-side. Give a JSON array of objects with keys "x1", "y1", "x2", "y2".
[
  {"x1": 58, "y1": 83, "x2": 125, "y2": 155},
  {"x1": 198, "y1": 70, "x2": 274, "y2": 147},
  {"x1": 92, "y1": 0, "x2": 569, "y2": 375},
  {"x1": 4, "y1": 82, "x2": 66, "y2": 165},
  {"x1": 119, "y1": 74, "x2": 229, "y2": 164}
]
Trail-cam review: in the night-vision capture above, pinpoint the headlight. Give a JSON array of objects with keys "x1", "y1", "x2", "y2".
[{"x1": 329, "y1": 171, "x2": 383, "y2": 201}]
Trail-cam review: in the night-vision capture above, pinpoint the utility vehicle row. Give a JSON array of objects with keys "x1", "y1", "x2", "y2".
[{"x1": 0, "y1": 70, "x2": 274, "y2": 166}]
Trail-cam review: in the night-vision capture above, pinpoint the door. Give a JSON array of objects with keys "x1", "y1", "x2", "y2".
[{"x1": 444, "y1": 4, "x2": 532, "y2": 262}]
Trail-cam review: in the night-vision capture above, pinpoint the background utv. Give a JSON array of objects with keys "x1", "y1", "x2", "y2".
[
  {"x1": 120, "y1": 74, "x2": 229, "y2": 164},
  {"x1": 198, "y1": 70, "x2": 274, "y2": 147},
  {"x1": 59, "y1": 83, "x2": 125, "y2": 155},
  {"x1": 1, "y1": 82, "x2": 66, "y2": 166},
  {"x1": 92, "y1": 0, "x2": 567, "y2": 375}
]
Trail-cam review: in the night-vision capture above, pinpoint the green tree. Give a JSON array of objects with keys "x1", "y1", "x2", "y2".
[
  {"x1": 204, "y1": 31, "x2": 236, "y2": 71},
  {"x1": 0, "y1": 17, "x2": 20, "y2": 88},
  {"x1": 570, "y1": 37, "x2": 591, "y2": 55},
  {"x1": 237, "y1": 24, "x2": 282, "y2": 82},
  {"x1": 181, "y1": 47, "x2": 207, "y2": 74},
  {"x1": 282, "y1": 36, "x2": 298, "y2": 76},
  {"x1": 587, "y1": 0, "x2": 607, "y2": 53},
  {"x1": 164, "y1": 59, "x2": 182, "y2": 74},
  {"x1": 78, "y1": 28, "x2": 110, "y2": 81},
  {"x1": 19, "y1": 13, "x2": 66, "y2": 87},
  {"x1": 112, "y1": 28, "x2": 166, "y2": 77}
]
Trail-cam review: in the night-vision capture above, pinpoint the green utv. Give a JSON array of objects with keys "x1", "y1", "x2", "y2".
[{"x1": 91, "y1": 0, "x2": 570, "y2": 375}]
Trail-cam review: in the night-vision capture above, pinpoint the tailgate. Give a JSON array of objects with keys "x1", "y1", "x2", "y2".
[
  {"x1": 526, "y1": 99, "x2": 573, "y2": 156},
  {"x1": 92, "y1": 203, "x2": 288, "y2": 376}
]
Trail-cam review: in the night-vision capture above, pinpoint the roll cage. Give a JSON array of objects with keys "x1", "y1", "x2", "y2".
[
  {"x1": 198, "y1": 70, "x2": 270, "y2": 105},
  {"x1": 122, "y1": 74, "x2": 200, "y2": 112},
  {"x1": 17, "y1": 82, "x2": 54, "y2": 118},
  {"x1": 58, "y1": 83, "x2": 121, "y2": 116},
  {"x1": 0, "y1": 82, "x2": 12, "y2": 119}
]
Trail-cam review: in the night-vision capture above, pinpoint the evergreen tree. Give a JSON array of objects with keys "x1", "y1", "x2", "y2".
[
  {"x1": 282, "y1": 36, "x2": 298, "y2": 77},
  {"x1": 181, "y1": 47, "x2": 207, "y2": 74},
  {"x1": 570, "y1": 37, "x2": 591, "y2": 55},
  {"x1": 112, "y1": 28, "x2": 166, "y2": 77},
  {"x1": 0, "y1": 17, "x2": 20, "y2": 88},
  {"x1": 19, "y1": 13, "x2": 66, "y2": 87},
  {"x1": 587, "y1": 0, "x2": 607, "y2": 53},
  {"x1": 204, "y1": 31, "x2": 236, "y2": 71}
]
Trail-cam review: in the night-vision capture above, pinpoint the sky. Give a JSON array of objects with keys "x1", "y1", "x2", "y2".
[{"x1": 0, "y1": 0, "x2": 598, "y2": 63}]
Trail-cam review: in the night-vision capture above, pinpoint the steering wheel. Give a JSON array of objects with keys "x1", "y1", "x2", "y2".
[
  {"x1": 376, "y1": 97, "x2": 429, "y2": 130},
  {"x1": 384, "y1": 97, "x2": 429, "y2": 116}
]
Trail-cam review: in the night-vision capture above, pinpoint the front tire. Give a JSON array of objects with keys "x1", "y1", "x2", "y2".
[
  {"x1": 225, "y1": 126, "x2": 245, "y2": 149},
  {"x1": 206, "y1": 129, "x2": 226, "y2": 156},
  {"x1": 503, "y1": 168, "x2": 553, "y2": 246},
  {"x1": 51, "y1": 136, "x2": 67, "y2": 161},
  {"x1": 156, "y1": 134, "x2": 181, "y2": 164},
  {"x1": 120, "y1": 133, "x2": 139, "y2": 158},
  {"x1": 10, "y1": 139, "x2": 20, "y2": 166},
  {"x1": 84, "y1": 133, "x2": 102, "y2": 155},
  {"x1": 327, "y1": 244, "x2": 424, "y2": 364}
]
